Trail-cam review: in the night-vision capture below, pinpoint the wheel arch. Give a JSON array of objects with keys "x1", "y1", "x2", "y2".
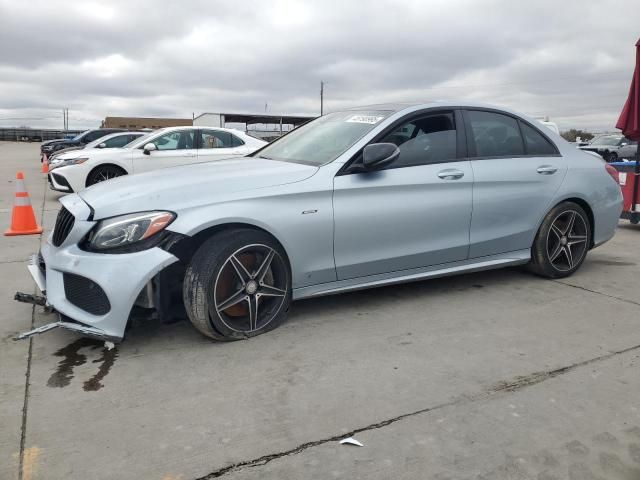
[
  {"x1": 169, "y1": 222, "x2": 291, "y2": 267},
  {"x1": 545, "y1": 196, "x2": 595, "y2": 249},
  {"x1": 85, "y1": 163, "x2": 129, "y2": 187}
]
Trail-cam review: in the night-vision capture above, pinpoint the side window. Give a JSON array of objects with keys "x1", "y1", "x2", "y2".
[
  {"x1": 153, "y1": 130, "x2": 195, "y2": 151},
  {"x1": 84, "y1": 131, "x2": 103, "y2": 143},
  {"x1": 199, "y1": 130, "x2": 234, "y2": 149},
  {"x1": 520, "y1": 122, "x2": 558, "y2": 155},
  {"x1": 378, "y1": 112, "x2": 457, "y2": 168},
  {"x1": 231, "y1": 134, "x2": 245, "y2": 147},
  {"x1": 467, "y1": 110, "x2": 524, "y2": 157},
  {"x1": 103, "y1": 135, "x2": 131, "y2": 148}
]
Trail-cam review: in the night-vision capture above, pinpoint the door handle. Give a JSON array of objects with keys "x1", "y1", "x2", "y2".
[
  {"x1": 537, "y1": 165, "x2": 558, "y2": 175},
  {"x1": 437, "y1": 169, "x2": 465, "y2": 180}
]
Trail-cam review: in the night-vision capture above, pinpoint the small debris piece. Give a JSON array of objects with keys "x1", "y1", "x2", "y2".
[
  {"x1": 104, "y1": 341, "x2": 115, "y2": 351},
  {"x1": 339, "y1": 437, "x2": 364, "y2": 447}
]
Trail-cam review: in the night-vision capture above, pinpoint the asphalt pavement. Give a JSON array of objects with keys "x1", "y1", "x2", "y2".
[{"x1": 1, "y1": 141, "x2": 639, "y2": 480}]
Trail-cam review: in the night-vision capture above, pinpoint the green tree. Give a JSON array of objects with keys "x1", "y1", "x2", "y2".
[{"x1": 560, "y1": 129, "x2": 594, "y2": 142}]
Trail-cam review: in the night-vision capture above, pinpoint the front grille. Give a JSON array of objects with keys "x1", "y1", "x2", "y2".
[
  {"x1": 52, "y1": 206, "x2": 75, "y2": 247},
  {"x1": 63, "y1": 273, "x2": 111, "y2": 316}
]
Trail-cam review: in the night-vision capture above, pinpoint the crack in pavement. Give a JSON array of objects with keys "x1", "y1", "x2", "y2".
[
  {"x1": 554, "y1": 279, "x2": 640, "y2": 307},
  {"x1": 195, "y1": 342, "x2": 640, "y2": 479},
  {"x1": 0, "y1": 259, "x2": 35, "y2": 265},
  {"x1": 17, "y1": 175, "x2": 47, "y2": 480}
]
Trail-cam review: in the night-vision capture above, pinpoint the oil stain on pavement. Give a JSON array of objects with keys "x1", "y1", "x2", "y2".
[{"x1": 47, "y1": 337, "x2": 118, "y2": 391}]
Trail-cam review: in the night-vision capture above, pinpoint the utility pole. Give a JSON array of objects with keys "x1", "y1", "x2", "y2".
[{"x1": 320, "y1": 81, "x2": 325, "y2": 116}]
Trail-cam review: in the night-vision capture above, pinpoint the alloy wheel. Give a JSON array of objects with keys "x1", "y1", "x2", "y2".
[
  {"x1": 213, "y1": 244, "x2": 288, "y2": 333},
  {"x1": 546, "y1": 210, "x2": 588, "y2": 272},
  {"x1": 96, "y1": 169, "x2": 120, "y2": 182}
]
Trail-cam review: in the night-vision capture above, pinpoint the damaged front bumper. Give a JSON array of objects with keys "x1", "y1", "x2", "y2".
[{"x1": 15, "y1": 194, "x2": 179, "y2": 342}]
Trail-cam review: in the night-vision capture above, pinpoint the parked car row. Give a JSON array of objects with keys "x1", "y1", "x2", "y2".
[
  {"x1": 47, "y1": 131, "x2": 147, "y2": 164},
  {"x1": 47, "y1": 126, "x2": 267, "y2": 192},
  {"x1": 17, "y1": 101, "x2": 623, "y2": 344},
  {"x1": 41, "y1": 128, "x2": 127, "y2": 156}
]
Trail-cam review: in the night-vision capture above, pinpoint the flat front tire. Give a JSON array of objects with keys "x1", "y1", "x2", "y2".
[
  {"x1": 529, "y1": 202, "x2": 591, "y2": 278},
  {"x1": 183, "y1": 229, "x2": 292, "y2": 341}
]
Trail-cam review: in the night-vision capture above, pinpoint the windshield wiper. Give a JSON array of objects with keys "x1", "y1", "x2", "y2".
[{"x1": 257, "y1": 155, "x2": 273, "y2": 159}]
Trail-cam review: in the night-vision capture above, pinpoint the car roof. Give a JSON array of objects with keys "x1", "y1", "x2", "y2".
[
  {"x1": 341, "y1": 101, "x2": 537, "y2": 117},
  {"x1": 153, "y1": 125, "x2": 252, "y2": 135}
]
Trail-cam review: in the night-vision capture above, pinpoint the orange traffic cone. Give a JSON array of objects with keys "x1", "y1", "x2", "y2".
[
  {"x1": 41, "y1": 158, "x2": 48, "y2": 174},
  {"x1": 4, "y1": 172, "x2": 43, "y2": 236}
]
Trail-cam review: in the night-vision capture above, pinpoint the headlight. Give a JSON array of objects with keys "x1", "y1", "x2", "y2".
[
  {"x1": 49, "y1": 157, "x2": 89, "y2": 170},
  {"x1": 88, "y1": 211, "x2": 176, "y2": 251}
]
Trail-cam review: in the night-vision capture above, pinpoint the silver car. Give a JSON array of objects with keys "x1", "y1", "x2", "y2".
[
  {"x1": 580, "y1": 134, "x2": 639, "y2": 162},
  {"x1": 18, "y1": 102, "x2": 623, "y2": 343}
]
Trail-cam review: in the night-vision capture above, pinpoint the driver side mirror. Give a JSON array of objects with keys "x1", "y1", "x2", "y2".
[
  {"x1": 97, "y1": 142, "x2": 107, "y2": 148},
  {"x1": 621, "y1": 142, "x2": 628, "y2": 146},
  {"x1": 143, "y1": 143, "x2": 157, "y2": 155},
  {"x1": 362, "y1": 143, "x2": 400, "y2": 170}
]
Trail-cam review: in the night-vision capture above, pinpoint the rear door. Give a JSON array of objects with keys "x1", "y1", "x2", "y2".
[
  {"x1": 196, "y1": 129, "x2": 251, "y2": 162},
  {"x1": 333, "y1": 110, "x2": 473, "y2": 280},
  {"x1": 132, "y1": 129, "x2": 198, "y2": 173},
  {"x1": 464, "y1": 109, "x2": 567, "y2": 258}
]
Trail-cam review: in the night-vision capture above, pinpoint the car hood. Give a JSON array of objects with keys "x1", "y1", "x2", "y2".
[
  {"x1": 51, "y1": 146, "x2": 86, "y2": 160},
  {"x1": 74, "y1": 147, "x2": 133, "y2": 161},
  {"x1": 78, "y1": 157, "x2": 318, "y2": 219},
  {"x1": 42, "y1": 139, "x2": 67, "y2": 146}
]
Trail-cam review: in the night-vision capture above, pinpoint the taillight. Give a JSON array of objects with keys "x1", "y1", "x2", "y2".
[{"x1": 605, "y1": 163, "x2": 620, "y2": 184}]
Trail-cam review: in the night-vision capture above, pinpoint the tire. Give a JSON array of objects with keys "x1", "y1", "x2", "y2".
[
  {"x1": 528, "y1": 202, "x2": 591, "y2": 279},
  {"x1": 183, "y1": 228, "x2": 292, "y2": 341},
  {"x1": 607, "y1": 152, "x2": 618, "y2": 163},
  {"x1": 86, "y1": 165, "x2": 126, "y2": 187}
]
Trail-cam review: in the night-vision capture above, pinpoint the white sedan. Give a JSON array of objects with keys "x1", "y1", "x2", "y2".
[{"x1": 47, "y1": 126, "x2": 267, "y2": 193}]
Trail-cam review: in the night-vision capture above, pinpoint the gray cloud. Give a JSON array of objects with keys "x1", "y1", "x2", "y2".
[{"x1": 0, "y1": 0, "x2": 637, "y2": 131}]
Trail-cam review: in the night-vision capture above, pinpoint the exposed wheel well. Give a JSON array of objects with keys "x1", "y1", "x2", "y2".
[
  {"x1": 85, "y1": 164, "x2": 128, "y2": 187},
  {"x1": 153, "y1": 223, "x2": 290, "y2": 325},
  {"x1": 175, "y1": 223, "x2": 288, "y2": 265}
]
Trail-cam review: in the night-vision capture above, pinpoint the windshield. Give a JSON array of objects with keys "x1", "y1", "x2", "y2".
[
  {"x1": 254, "y1": 110, "x2": 392, "y2": 165},
  {"x1": 71, "y1": 130, "x2": 90, "y2": 141},
  {"x1": 128, "y1": 130, "x2": 165, "y2": 149},
  {"x1": 594, "y1": 136, "x2": 622, "y2": 146},
  {"x1": 85, "y1": 133, "x2": 117, "y2": 148}
]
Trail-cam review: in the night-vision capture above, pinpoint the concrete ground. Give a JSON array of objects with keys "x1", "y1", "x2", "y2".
[{"x1": 1, "y1": 140, "x2": 639, "y2": 480}]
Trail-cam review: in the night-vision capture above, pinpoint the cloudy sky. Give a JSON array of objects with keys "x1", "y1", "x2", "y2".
[{"x1": 0, "y1": 0, "x2": 637, "y2": 132}]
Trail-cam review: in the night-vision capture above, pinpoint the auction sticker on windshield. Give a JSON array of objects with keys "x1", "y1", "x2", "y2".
[{"x1": 346, "y1": 115, "x2": 385, "y2": 124}]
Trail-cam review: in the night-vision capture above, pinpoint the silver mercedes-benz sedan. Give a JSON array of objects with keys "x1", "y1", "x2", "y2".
[{"x1": 18, "y1": 102, "x2": 623, "y2": 343}]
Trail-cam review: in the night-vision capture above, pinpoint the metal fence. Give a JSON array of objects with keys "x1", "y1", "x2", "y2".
[{"x1": 0, "y1": 128, "x2": 84, "y2": 142}]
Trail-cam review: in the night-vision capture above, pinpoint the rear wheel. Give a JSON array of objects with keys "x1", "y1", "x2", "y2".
[
  {"x1": 183, "y1": 229, "x2": 292, "y2": 341},
  {"x1": 86, "y1": 165, "x2": 126, "y2": 187},
  {"x1": 529, "y1": 202, "x2": 591, "y2": 278}
]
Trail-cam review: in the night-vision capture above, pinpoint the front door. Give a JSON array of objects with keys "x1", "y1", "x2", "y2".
[
  {"x1": 132, "y1": 129, "x2": 198, "y2": 173},
  {"x1": 464, "y1": 109, "x2": 568, "y2": 258},
  {"x1": 333, "y1": 110, "x2": 473, "y2": 280}
]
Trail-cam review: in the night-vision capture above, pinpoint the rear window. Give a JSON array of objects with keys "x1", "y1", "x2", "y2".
[{"x1": 520, "y1": 122, "x2": 558, "y2": 156}]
